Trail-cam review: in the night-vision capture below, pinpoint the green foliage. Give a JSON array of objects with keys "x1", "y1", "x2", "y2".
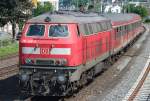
[
  {"x1": 33, "y1": 2, "x2": 53, "y2": 17},
  {"x1": 18, "y1": 20, "x2": 25, "y2": 31},
  {"x1": 77, "y1": 0, "x2": 88, "y2": 6},
  {"x1": 94, "y1": 3, "x2": 101, "y2": 12},
  {"x1": 144, "y1": 18, "x2": 150, "y2": 23},
  {"x1": 0, "y1": 0, "x2": 33, "y2": 39},
  {"x1": 0, "y1": 42, "x2": 18, "y2": 58},
  {"x1": 71, "y1": 0, "x2": 88, "y2": 8},
  {"x1": 124, "y1": 4, "x2": 148, "y2": 18}
]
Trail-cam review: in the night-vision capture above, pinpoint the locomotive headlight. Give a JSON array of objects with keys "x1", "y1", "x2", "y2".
[
  {"x1": 25, "y1": 58, "x2": 34, "y2": 64},
  {"x1": 61, "y1": 59, "x2": 67, "y2": 65},
  {"x1": 54, "y1": 59, "x2": 67, "y2": 66},
  {"x1": 57, "y1": 75, "x2": 66, "y2": 84},
  {"x1": 20, "y1": 74, "x2": 29, "y2": 82}
]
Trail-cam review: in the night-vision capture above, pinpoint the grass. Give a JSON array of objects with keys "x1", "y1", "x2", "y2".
[{"x1": 0, "y1": 42, "x2": 19, "y2": 59}]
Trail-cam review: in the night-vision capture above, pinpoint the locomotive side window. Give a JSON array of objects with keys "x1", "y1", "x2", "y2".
[
  {"x1": 101, "y1": 22, "x2": 107, "y2": 31},
  {"x1": 84, "y1": 24, "x2": 90, "y2": 35},
  {"x1": 97, "y1": 23, "x2": 102, "y2": 32},
  {"x1": 107, "y1": 21, "x2": 112, "y2": 29},
  {"x1": 49, "y1": 25, "x2": 69, "y2": 37},
  {"x1": 27, "y1": 25, "x2": 45, "y2": 36},
  {"x1": 79, "y1": 24, "x2": 85, "y2": 35},
  {"x1": 77, "y1": 25, "x2": 80, "y2": 36},
  {"x1": 88, "y1": 23, "x2": 93, "y2": 34},
  {"x1": 96, "y1": 23, "x2": 100, "y2": 32},
  {"x1": 92, "y1": 23, "x2": 97, "y2": 33}
]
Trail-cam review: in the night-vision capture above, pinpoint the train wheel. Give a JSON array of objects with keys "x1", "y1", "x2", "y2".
[
  {"x1": 80, "y1": 73, "x2": 87, "y2": 86},
  {"x1": 87, "y1": 68, "x2": 94, "y2": 82}
]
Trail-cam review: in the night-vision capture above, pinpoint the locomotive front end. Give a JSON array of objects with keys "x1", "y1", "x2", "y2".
[{"x1": 19, "y1": 20, "x2": 82, "y2": 96}]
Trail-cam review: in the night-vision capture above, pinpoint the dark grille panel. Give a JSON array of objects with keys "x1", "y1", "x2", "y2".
[{"x1": 36, "y1": 60, "x2": 54, "y2": 65}]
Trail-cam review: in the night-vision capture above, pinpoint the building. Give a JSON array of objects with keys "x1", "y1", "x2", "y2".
[
  {"x1": 129, "y1": 0, "x2": 150, "y2": 8},
  {"x1": 104, "y1": 4, "x2": 122, "y2": 13},
  {"x1": 111, "y1": 5, "x2": 122, "y2": 13},
  {"x1": 37, "y1": 0, "x2": 59, "y2": 10}
]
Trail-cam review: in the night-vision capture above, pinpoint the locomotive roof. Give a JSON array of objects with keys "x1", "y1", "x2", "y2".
[
  {"x1": 101, "y1": 13, "x2": 141, "y2": 23},
  {"x1": 27, "y1": 11, "x2": 108, "y2": 23},
  {"x1": 101, "y1": 13, "x2": 141, "y2": 26}
]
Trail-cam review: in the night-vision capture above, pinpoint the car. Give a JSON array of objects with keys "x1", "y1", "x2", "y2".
[
  {"x1": 16, "y1": 32, "x2": 22, "y2": 40},
  {"x1": 0, "y1": 31, "x2": 11, "y2": 41}
]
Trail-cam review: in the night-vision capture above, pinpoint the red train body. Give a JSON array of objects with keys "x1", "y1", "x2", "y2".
[{"x1": 19, "y1": 12, "x2": 144, "y2": 96}]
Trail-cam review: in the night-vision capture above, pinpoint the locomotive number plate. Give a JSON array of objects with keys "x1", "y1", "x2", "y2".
[{"x1": 40, "y1": 48, "x2": 49, "y2": 54}]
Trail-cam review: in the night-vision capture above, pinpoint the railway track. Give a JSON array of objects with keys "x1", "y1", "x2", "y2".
[
  {"x1": 0, "y1": 55, "x2": 19, "y2": 80},
  {"x1": 0, "y1": 53, "x2": 18, "y2": 61},
  {"x1": 123, "y1": 55, "x2": 150, "y2": 101}
]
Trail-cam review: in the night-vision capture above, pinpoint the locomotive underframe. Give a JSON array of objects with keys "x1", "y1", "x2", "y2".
[
  {"x1": 19, "y1": 52, "x2": 108, "y2": 96},
  {"x1": 19, "y1": 66, "x2": 76, "y2": 96}
]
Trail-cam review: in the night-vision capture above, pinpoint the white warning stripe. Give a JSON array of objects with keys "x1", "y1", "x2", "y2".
[
  {"x1": 22, "y1": 47, "x2": 71, "y2": 55},
  {"x1": 50, "y1": 48, "x2": 71, "y2": 55},
  {"x1": 22, "y1": 47, "x2": 40, "y2": 54}
]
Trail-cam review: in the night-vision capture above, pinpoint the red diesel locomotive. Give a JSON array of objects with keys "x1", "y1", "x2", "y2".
[{"x1": 19, "y1": 11, "x2": 144, "y2": 96}]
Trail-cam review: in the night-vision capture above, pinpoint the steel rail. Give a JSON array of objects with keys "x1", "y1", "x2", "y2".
[
  {"x1": 127, "y1": 64, "x2": 150, "y2": 101},
  {"x1": 0, "y1": 64, "x2": 19, "y2": 80}
]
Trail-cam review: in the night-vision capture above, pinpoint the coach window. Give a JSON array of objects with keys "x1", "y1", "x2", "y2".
[
  {"x1": 129, "y1": 24, "x2": 132, "y2": 31},
  {"x1": 128, "y1": 25, "x2": 130, "y2": 31},
  {"x1": 125, "y1": 25, "x2": 128, "y2": 32},
  {"x1": 116, "y1": 27, "x2": 119, "y2": 33},
  {"x1": 49, "y1": 25, "x2": 69, "y2": 37},
  {"x1": 116, "y1": 27, "x2": 120, "y2": 38},
  {"x1": 121, "y1": 26, "x2": 124, "y2": 35},
  {"x1": 27, "y1": 24, "x2": 45, "y2": 36},
  {"x1": 116, "y1": 27, "x2": 119, "y2": 37},
  {"x1": 133, "y1": 23, "x2": 135, "y2": 29},
  {"x1": 122, "y1": 26, "x2": 125, "y2": 34},
  {"x1": 119, "y1": 27, "x2": 122, "y2": 36}
]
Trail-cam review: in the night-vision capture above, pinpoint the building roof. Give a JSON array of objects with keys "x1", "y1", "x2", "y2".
[{"x1": 27, "y1": 11, "x2": 108, "y2": 24}]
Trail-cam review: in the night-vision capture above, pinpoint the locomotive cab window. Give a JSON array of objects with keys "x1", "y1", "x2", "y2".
[
  {"x1": 49, "y1": 25, "x2": 69, "y2": 37},
  {"x1": 27, "y1": 25, "x2": 45, "y2": 36}
]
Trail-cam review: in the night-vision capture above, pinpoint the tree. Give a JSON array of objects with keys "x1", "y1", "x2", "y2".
[
  {"x1": 0, "y1": 0, "x2": 33, "y2": 39},
  {"x1": 33, "y1": 2, "x2": 53, "y2": 17},
  {"x1": 124, "y1": 4, "x2": 148, "y2": 18}
]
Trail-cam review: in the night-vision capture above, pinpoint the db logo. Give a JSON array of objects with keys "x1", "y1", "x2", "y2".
[{"x1": 40, "y1": 48, "x2": 49, "y2": 54}]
